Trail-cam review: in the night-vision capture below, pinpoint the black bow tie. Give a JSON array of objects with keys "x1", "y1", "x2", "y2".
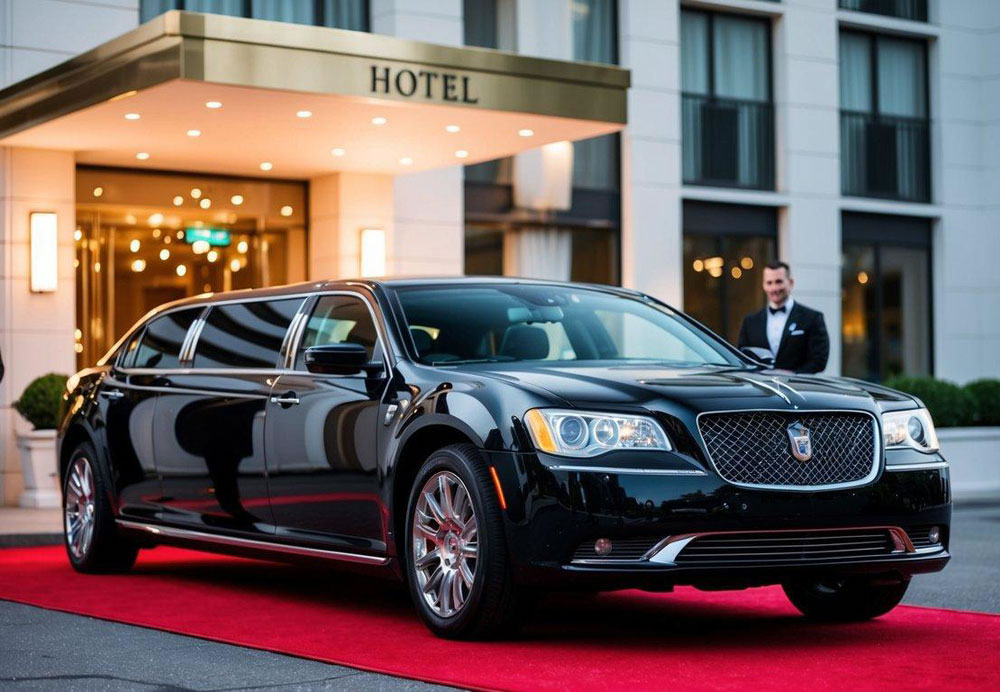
[{"x1": 769, "y1": 305, "x2": 787, "y2": 315}]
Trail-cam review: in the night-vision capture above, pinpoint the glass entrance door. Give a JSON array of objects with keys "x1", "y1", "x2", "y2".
[{"x1": 75, "y1": 168, "x2": 307, "y2": 368}]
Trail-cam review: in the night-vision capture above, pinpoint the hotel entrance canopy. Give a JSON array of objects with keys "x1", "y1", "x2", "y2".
[{"x1": 0, "y1": 11, "x2": 629, "y2": 177}]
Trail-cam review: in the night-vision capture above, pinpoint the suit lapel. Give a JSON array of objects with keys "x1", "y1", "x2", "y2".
[{"x1": 774, "y1": 303, "x2": 801, "y2": 361}]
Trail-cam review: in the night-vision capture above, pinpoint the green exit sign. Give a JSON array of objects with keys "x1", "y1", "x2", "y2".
[{"x1": 184, "y1": 228, "x2": 231, "y2": 246}]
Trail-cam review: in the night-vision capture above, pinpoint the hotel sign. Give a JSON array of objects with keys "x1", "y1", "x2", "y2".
[{"x1": 369, "y1": 64, "x2": 479, "y2": 104}]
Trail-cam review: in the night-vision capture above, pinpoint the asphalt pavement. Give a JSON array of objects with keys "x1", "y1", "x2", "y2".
[{"x1": 2, "y1": 502, "x2": 997, "y2": 691}]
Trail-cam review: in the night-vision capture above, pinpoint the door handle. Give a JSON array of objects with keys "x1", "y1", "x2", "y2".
[
  {"x1": 99, "y1": 389, "x2": 124, "y2": 400},
  {"x1": 270, "y1": 391, "x2": 300, "y2": 408}
]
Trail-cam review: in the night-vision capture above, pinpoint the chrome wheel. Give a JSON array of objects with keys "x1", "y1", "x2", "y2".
[
  {"x1": 65, "y1": 457, "x2": 96, "y2": 560},
  {"x1": 411, "y1": 470, "x2": 479, "y2": 618}
]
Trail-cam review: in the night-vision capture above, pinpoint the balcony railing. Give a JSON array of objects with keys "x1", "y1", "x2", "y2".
[
  {"x1": 840, "y1": 111, "x2": 930, "y2": 203},
  {"x1": 838, "y1": 0, "x2": 928, "y2": 22},
  {"x1": 682, "y1": 95, "x2": 774, "y2": 191}
]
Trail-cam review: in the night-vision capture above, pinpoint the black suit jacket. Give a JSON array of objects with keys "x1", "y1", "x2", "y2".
[{"x1": 737, "y1": 302, "x2": 830, "y2": 374}]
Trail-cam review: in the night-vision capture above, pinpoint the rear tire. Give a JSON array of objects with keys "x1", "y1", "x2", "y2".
[
  {"x1": 63, "y1": 442, "x2": 138, "y2": 573},
  {"x1": 404, "y1": 443, "x2": 523, "y2": 639},
  {"x1": 783, "y1": 577, "x2": 909, "y2": 621}
]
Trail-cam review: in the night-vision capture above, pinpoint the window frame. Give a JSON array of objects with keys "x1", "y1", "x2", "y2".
[
  {"x1": 140, "y1": 0, "x2": 371, "y2": 31},
  {"x1": 288, "y1": 293, "x2": 388, "y2": 375},
  {"x1": 839, "y1": 29, "x2": 929, "y2": 121},
  {"x1": 118, "y1": 306, "x2": 206, "y2": 371},
  {"x1": 680, "y1": 8, "x2": 774, "y2": 105},
  {"x1": 189, "y1": 297, "x2": 306, "y2": 371},
  {"x1": 841, "y1": 212, "x2": 934, "y2": 381}
]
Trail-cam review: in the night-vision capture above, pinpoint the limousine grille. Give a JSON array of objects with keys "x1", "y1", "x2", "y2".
[
  {"x1": 698, "y1": 411, "x2": 878, "y2": 489},
  {"x1": 672, "y1": 529, "x2": 894, "y2": 565}
]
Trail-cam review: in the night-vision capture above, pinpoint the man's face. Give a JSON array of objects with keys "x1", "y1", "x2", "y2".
[{"x1": 762, "y1": 267, "x2": 793, "y2": 306}]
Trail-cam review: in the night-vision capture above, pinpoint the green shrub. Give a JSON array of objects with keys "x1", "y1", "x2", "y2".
[
  {"x1": 882, "y1": 375, "x2": 974, "y2": 428},
  {"x1": 13, "y1": 373, "x2": 69, "y2": 430},
  {"x1": 966, "y1": 379, "x2": 1000, "y2": 426}
]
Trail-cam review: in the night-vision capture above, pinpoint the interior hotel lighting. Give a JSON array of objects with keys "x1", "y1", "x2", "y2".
[{"x1": 29, "y1": 212, "x2": 58, "y2": 292}]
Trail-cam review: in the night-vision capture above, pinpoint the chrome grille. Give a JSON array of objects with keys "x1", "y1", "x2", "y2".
[
  {"x1": 673, "y1": 529, "x2": 894, "y2": 565},
  {"x1": 698, "y1": 411, "x2": 878, "y2": 489}
]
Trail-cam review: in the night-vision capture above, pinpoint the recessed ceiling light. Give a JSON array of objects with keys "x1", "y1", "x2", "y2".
[
  {"x1": 399, "y1": 157, "x2": 413, "y2": 166},
  {"x1": 187, "y1": 129, "x2": 201, "y2": 137},
  {"x1": 230, "y1": 259, "x2": 242, "y2": 272},
  {"x1": 172, "y1": 195, "x2": 184, "y2": 206},
  {"x1": 280, "y1": 205, "x2": 293, "y2": 216},
  {"x1": 207, "y1": 250, "x2": 219, "y2": 263},
  {"x1": 231, "y1": 194, "x2": 244, "y2": 205},
  {"x1": 176, "y1": 264, "x2": 187, "y2": 277},
  {"x1": 130, "y1": 239, "x2": 140, "y2": 253},
  {"x1": 135, "y1": 152, "x2": 150, "y2": 160},
  {"x1": 124, "y1": 113, "x2": 140, "y2": 121},
  {"x1": 148, "y1": 213, "x2": 164, "y2": 226},
  {"x1": 205, "y1": 101, "x2": 222, "y2": 109},
  {"x1": 159, "y1": 248, "x2": 170, "y2": 261},
  {"x1": 259, "y1": 161, "x2": 273, "y2": 171},
  {"x1": 331, "y1": 148, "x2": 345, "y2": 157},
  {"x1": 199, "y1": 198, "x2": 211, "y2": 209},
  {"x1": 455, "y1": 150, "x2": 469, "y2": 159},
  {"x1": 131, "y1": 259, "x2": 146, "y2": 273},
  {"x1": 152, "y1": 228, "x2": 161, "y2": 238},
  {"x1": 177, "y1": 230, "x2": 185, "y2": 240},
  {"x1": 190, "y1": 188, "x2": 202, "y2": 199},
  {"x1": 445, "y1": 124, "x2": 460, "y2": 133},
  {"x1": 92, "y1": 187, "x2": 103, "y2": 198},
  {"x1": 296, "y1": 110, "x2": 312, "y2": 118},
  {"x1": 518, "y1": 129, "x2": 534, "y2": 137},
  {"x1": 372, "y1": 116, "x2": 387, "y2": 126}
]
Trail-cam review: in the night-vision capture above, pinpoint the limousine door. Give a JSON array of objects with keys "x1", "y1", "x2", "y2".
[
  {"x1": 154, "y1": 298, "x2": 303, "y2": 534},
  {"x1": 264, "y1": 294, "x2": 387, "y2": 553}
]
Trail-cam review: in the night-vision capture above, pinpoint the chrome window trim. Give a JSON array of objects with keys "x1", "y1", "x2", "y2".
[
  {"x1": 116, "y1": 520, "x2": 388, "y2": 565},
  {"x1": 178, "y1": 307, "x2": 210, "y2": 366},
  {"x1": 694, "y1": 408, "x2": 883, "y2": 492}
]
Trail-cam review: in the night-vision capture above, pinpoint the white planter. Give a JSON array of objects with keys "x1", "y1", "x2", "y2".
[
  {"x1": 937, "y1": 427, "x2": 1000, "y2": 502},
  {"x1": 17, "y1": 429, "x2": 60, "y2": 508}
]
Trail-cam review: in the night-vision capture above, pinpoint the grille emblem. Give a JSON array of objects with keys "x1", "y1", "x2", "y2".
[{"x1": 787, "y1": 422, "x2": 813, "y2": 462}]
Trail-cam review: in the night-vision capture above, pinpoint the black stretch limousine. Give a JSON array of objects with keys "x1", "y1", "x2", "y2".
[{"x1": 59, "y1": 278, "x2": 950, "y2": 638}]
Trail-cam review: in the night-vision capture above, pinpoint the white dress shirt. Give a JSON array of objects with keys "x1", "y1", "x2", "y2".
[{"x1": 766, "y1": 298, "x2": 794, "y2": 357}]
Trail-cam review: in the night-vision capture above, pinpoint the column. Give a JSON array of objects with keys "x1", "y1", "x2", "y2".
[
  {"x1": 308, "y1": 173, "x2": 394, "y2": 280},
  {"x1": 0, "y1": 147, "x2": 77, "y2": 505}
]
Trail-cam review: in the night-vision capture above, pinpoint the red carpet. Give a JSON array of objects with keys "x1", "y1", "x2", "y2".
[{"x1": 1, "y1": 545, "x2": 997, "y2": 691}]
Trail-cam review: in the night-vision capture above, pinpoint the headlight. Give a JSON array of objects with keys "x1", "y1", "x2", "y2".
[
  {"x1": 524, "y1": 409, "x2": 672, "y2": 457},
  {"x1": 882, "y1": 408, "x2": 939, "y2": 453}
]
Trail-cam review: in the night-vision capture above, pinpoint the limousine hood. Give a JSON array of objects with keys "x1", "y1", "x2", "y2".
[{"x1": 462, "y1": 363, "x2": 918, "y2": 415}]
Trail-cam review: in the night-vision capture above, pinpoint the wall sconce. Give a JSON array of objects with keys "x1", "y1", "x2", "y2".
[
  {"x1": 360, "y1": 228, "x2": 386, "y2": 277},
  {"x1": 30, "y1": 212, "x2": 58, "y2": 293}
]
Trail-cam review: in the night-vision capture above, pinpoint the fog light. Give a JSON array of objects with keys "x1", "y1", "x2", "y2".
[
  {"x1": 594, "y1": 538, "x2": 613, "y2": 556},
  {"x1": 928, "y1": 526, "x2": 941, "y2": 544}
]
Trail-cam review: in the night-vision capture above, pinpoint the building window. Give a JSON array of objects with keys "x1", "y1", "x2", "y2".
[
  {"x1": 839, "y1": 0, "x2": 928, "y2": 23},
  {"x1": 681, "y1": 9, "x2": 774, "y2": 190},
  {"x1": 842, "y1": 212, "x2": 932, "y2": 381},
  {"x1": 840, "y1": 31, "x2": 930, "y2": 202},
  {"x1": 140, "y1": 0, "x2": 370, "y2": 31},
  {"x1": 682, "y1": 201, "x2": 777, "y2": 345}
]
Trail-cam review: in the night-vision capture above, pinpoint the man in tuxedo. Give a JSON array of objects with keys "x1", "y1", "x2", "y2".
[{"x1": 737, "y1": 260, "x2": 829, "y2": 374}]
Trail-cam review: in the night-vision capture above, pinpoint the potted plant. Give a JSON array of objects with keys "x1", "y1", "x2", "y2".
[{"x1": 13, "y1": 373, "x2": 69, "y2": 508}]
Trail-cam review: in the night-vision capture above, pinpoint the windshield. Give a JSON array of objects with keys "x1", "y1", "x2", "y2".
[{"x1": 395, "y1": 284, "x2": 742, "y2": 367}]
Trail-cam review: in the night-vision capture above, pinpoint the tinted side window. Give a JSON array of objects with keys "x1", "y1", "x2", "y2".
[
  {"x1": 193, "y1": 299, "x2": 303, "y2": 369},
  {"x1": 132, "y1": 308, "x2": 202, "y2": 369},
  {"x1": 295, "y1": 295, "x2": 381, "y2": 370}
]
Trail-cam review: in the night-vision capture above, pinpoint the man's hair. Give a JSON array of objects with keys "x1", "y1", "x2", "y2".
[{"x1": 765, "y1": 260, "x2": 791, "y2": 276}]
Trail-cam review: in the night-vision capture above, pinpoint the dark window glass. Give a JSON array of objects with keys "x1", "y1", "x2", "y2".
[
  {"x1": 839, "y1": 0, "x2": 927, "y2": 22},
  {"x1": 841, "y1": 213, "x2": 931, "y2": 381},
  {"x1": 397, "y1": 284, "x2": 740, "y2": 366},
  {"x1": 839, "y1": 31, "x2": 929, "y2": 202},
  {"x1": 295, "y1": 296, "x2": 381, "y2": 370},
  {"x1": 682, "y1": 201, "x2": 777, "y2": 345},
  {"x1": 141, "y1": 0, "x2": 369, "y2": 30},
  {"x1": 133, "y1": 308, "x2": 202, "y2": 369},
  {"x1": 681, "y1": 9, "x2": 774, "y2": 190},
  {"x1": 193, "y1": 299, "x2": 302, "y2": 369}
]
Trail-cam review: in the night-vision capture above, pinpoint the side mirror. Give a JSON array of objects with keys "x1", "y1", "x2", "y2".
[
  {"x1": 740, "y1": 346, "x2": 775, "y2": 367},
  {"x1": 304, "y1": 343, "x2": 380, "y2": 376}
]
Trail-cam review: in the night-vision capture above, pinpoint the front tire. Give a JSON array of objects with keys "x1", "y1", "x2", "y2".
[
  {"x1": 404, "y1": 444, "x2": 522, "y2": 639},
  {"x1": 63, "y1": 442, "x2": 138, "y2": 573},
  {"x1": 783, "y1": 577, "x2": 909, "y2": 621}
]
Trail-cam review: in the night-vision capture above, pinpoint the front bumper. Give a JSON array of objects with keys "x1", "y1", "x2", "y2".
[{"x1": 487, "y1": 449, "x2": 951, "y2": 590}]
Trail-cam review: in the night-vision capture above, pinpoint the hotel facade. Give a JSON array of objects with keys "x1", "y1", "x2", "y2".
[{"x1": 1, "y1": 0, "x2": 998, "y2": 504}]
